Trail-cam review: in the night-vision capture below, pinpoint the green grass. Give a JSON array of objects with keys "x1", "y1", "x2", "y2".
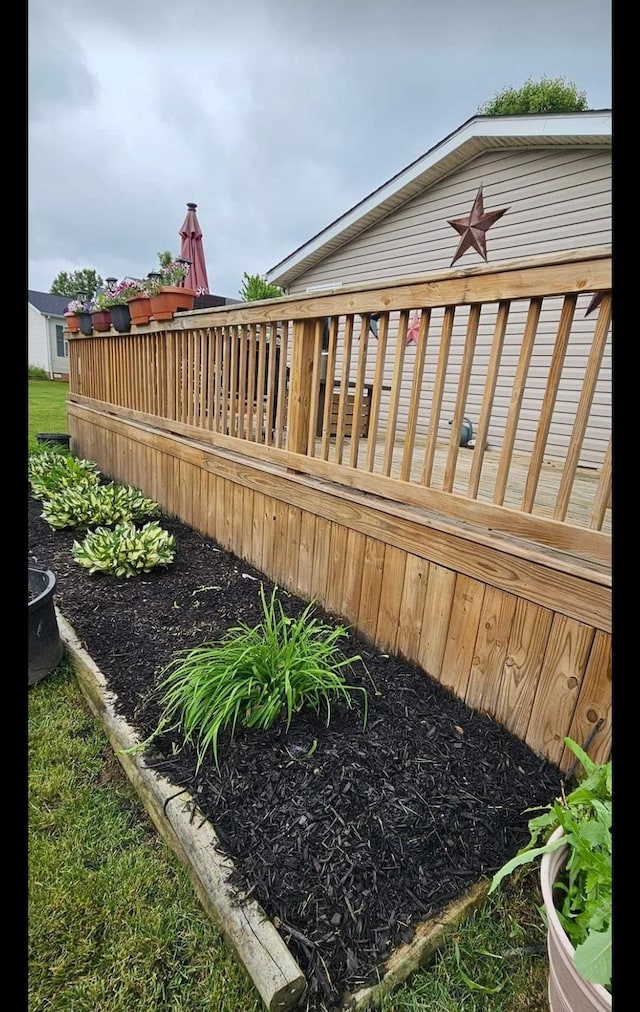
[
  {"x1": 28, "y1": 376, "x2": 70, "y2": 453},
  {"x1": 28, "y1": 376, "x2": 551, "y2": 1011}
]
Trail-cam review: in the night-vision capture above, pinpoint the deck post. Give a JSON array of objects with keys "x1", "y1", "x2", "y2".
[{"x1": 286, "y1": 318, "x2": 316, "y2": 456}]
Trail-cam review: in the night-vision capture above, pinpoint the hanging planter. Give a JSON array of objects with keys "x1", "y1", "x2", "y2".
[
  {"x1": 110, "y1": 303, "x2": 132, "y2": 333},
  {"x1": 28, "y1": 566, "x2": 64, "y2": 686},
  {"x1": 127, "y1": 293, "x2": 152, "y2": 326},
  {"x1": 64, "y1": 312, "x2": 80, "y2": 334},
  {"x1": 91, "y1": 309, "x2": 113, "y2": 333},
  {"x1": 149, "y1": 286, "x2": 196, "y2": 321}
]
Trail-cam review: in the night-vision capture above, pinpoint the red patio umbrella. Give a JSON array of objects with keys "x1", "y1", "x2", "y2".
[{"x1": 179, "y1": 202, "x2": 210, "y2": 294}]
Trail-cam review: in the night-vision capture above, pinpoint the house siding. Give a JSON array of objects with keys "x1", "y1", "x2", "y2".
[
  {"x1": 287, "y1": 148, "x2": 611, "y2": 468},
  {"x1": 28, "y1": 304, "x2": 49, "y2": 372}
]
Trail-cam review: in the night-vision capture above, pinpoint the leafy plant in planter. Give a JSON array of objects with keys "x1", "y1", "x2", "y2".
[
  {"x1": 71, "y1": 520, "x2": 176, "y2": 576},
  {"x1": 489, "y1": 737, "x2": 612, "y2": 998},
  {"x1": 95, "y1": 278, "x2": 147, "y2": 332},
  {"x1": 134, "y1": 584, "x2": 369, "y2": 770},
  {"x1": 40, "y1": 482, "x2": 160, "y2": 530}
]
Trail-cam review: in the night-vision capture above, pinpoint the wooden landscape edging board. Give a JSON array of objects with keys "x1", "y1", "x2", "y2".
[
  {"x1": 55, "y1": 613, "x2": 307, "y2": 1012},
  {"x1": 56, "y1": 612, "x2": 496, "y2": 1012}
]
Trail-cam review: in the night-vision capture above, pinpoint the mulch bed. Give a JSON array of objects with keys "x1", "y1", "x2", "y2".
[{"x1": 28, "y1": 492, "x2": 566, "y2": 1011}]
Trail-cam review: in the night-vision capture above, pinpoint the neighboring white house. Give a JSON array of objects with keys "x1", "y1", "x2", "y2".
[
  {"x1": 264, "y1": 110, "x2": 611, "y2": 468},
  {"x1": 28, "y1": 291, "x2": 71, "y2": 380}
]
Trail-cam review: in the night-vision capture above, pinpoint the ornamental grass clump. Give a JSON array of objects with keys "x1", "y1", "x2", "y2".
[
  {"x1": 489, "y1": 737, "x2": 612, "y2": 990},
  {"x1": 150, "y1": 584, "x2": 368, "y2": 770},
  {"x1": 40, "y1": 481, "x2": 160, "y2": 530},
  {"x1": 28, "y1": 448, "x2": 101, "y2": 501},
  {"x1": 72, "y1": 520, "x2": 176, "y2": 577}
]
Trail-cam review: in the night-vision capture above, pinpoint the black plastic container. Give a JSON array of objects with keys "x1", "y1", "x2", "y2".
[
  {"x1": 35, "y1": 433, "x2": 70, "y2": 449},
  {"x1": 28, "y1": 566, "x2": 64, "y2": 686}
]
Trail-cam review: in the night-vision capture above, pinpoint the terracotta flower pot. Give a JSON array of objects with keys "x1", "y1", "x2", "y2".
[
  {"x1": 110, "y1": 303, "x2": 132, "y2": 333},
  {"x1": 127, "y1": 293, "x2": 152, "y2": 326},
  {"x1": 64, "y1": 312, "x2": 80, "y2": 334},
  {"x1": 540, "y1": 827, "x2": 611, "y2": 1012},
  {"x1": 91, "y1": 309, "x2": 112, "y2": 333},
  {"x1": 149, "y1": 286, "x2": 196, "y2": 321}
]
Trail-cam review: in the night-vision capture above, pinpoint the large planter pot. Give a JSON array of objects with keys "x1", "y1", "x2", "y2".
[
  {"x1": 77, "y1": 310, "x2": 93, "y2": 336},
  {"x1": 28, "y1": 566, "x2": 64, "y2": 686},
  {"x1": 64, "y1": 312, "x2": 80, "y2": 334},
  {"x1": 127, "y1": 293, "x2": 152, "y2": 326},
  {"x1": 540, "y1": 827, "x2": 612, "y2": 1012},
  {"x1": 149, "y1": 286, "x2": 196, "y2": 321},
  {"x1": 110, "y1": 303, "x2": 132, "y2": 333},
  {"x1": 91, "y1": 309, "x2": 113, "y2": 333},
  {"x1": 36, "y1": 433, "x2": 70, "y2": 449}
]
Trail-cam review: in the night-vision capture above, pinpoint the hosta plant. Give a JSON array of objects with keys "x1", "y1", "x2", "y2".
[
  {"x1": 489, "y1": 737, "x2": 612, "y2": 991},
  {"x1": 140, "y1": 584, "x2": 368, "y2": 770},
  {"x1": 40, "y1": 481, "x2": 160, "y2": 530},
  {"x1": 71, "y1": 520, "x2": 176, "y2": 577},
  {"x1": 28, "y1": 448, "x2": 101, "y2": 501}
]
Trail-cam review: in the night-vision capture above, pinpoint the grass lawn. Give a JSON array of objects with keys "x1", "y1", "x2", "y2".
[{"x1": 28, "y1": 377, "x2": 551, "y2": 1011}]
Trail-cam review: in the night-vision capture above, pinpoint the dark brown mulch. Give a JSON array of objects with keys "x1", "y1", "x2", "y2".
[{"x1": 28, "y1": 492, "x2": 566, "y2": 1011}]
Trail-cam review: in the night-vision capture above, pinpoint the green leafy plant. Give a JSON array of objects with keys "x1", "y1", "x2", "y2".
[
  {"x1": 40, "y1": 482, "x2": 160, "y2": 530},
  {"x1": 28, "y1": 447, "x2": 101, "y2": 500},
  {"x1": 145, "y1": 251, "x2": 191, "y2": 294},
  {"x1": 144, "y1": 584, "x2": 368, "y2": 769},
  {"x1": 71, "y1": 520, "x2": 176, "y2": 577},
  {"x1": 478, "y1": 76, "x2": 588, "y2": 115},
  {"x1": 489, "y1": 737, "x2": 611, "y2": 990},
  {"x1": 239, "y1": 272, "x2": 283, "y2": 301}
]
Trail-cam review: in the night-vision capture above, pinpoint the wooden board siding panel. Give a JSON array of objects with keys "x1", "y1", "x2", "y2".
[
  {"x1": 261, "y1": 496, "x2": 278, "y2": 577},
  {"x1": 562, "y1": 628, "x2": 612, "y2": 768},
  {"x1": 417, "y1": 563, "x2": 456, "y2": 680},
  {"x1": 376, "y1": 545, "x2": 408, "y2": 653},
  {"x1": 251, "y1": 491, "x2": 266, "y2": 573},
  {"x1": 492, "y1": 599, "x2": 553, "y2": 742},
  {"x1": 241, "y1": 484, "x2": 255, "y2": 562},
  {"x1": 525, "y1": 614, "x2": 596, "y2": 766},
  {"x1": 465, "y1": 587, "x2": 518, "y2": 717},
  {"x1": 297, "y1": 512, "x2": 317, "y2": 600},
  {"x1": 325, "y1": 523, "x2": 349, "y2": 617},
  {"x1": 341, "y1": 529, "x2": 366, "y2": 621},
  {"x1": 395, "y1": 554, "x2": 429, "y2": 664},
  {"x1": 439, "y1": 575, "x2": 486, "y2": 698},
  {"x1": 311, "y1": 517, "x2": 331, "y2": 610},
  {"x1": 284, "y1": 505, "x2": 302, "y2": 593},
  {"x1": 358, "y1": 538, "x2": 386, "y2": 643}
]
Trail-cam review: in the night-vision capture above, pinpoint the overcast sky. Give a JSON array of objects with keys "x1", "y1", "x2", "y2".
[{"x1": 28, "y1": 0, "x2": 611, "y2": 300}]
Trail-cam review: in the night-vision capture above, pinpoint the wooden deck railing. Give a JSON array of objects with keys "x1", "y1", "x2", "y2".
[{"x1": 68, "y1": 247, "x2": 611, "y2": 567}]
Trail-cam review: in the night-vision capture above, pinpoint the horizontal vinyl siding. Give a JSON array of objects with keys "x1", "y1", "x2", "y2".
[{"x1": 291, "y1": 148, "x2": 611, "y2": 468}]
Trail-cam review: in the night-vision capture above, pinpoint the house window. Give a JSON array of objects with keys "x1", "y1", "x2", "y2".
[{"x1": 55, "y1": 325, "x2": 67, "y2": 358}]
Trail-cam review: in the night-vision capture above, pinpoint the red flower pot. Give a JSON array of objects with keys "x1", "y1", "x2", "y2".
[
  {"x1": 127, "y1": 293, "x2": 152, "y2": 326},
  {"x1": 91, "y1": 310, "x2": 112, "y2": 333},
  {"x1": 149, "y1": 286, "x2": 196, "y2": 321},
  {"x1": 64, "y1": 312, "x2": 80, "y2": 334}
]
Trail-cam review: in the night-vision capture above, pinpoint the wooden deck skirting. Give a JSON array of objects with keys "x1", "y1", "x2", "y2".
[
  {"x1": 66, "y1": 248, "x2": 612, "y2": 773},
  {"x1": 67, "y1": 400, "x2": 612, "y2": 773}
]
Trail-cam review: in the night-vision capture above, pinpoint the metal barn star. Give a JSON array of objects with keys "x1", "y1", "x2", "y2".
[
  {"x1": 584, "y1": 292, "x2": 603, "y2": 317},
  {"x1": 448, "y1": 185, "x2": 509, "y2": 266}
]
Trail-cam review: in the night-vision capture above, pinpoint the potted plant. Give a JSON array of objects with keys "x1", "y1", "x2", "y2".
[
  {"x1": 89, "y1": 291, "x2": 114, "y2": 333},
  {"x1": 64, "y1": 298, "x2": 83, "y2": 334},
  {"x1": 146, "y1": 250, "x2": 196, "y2": 321},
  {"x1": 489, "y1": 737, "x2": 612, "y2": 1011},
  {"x1": 69, "y1": 292, "x2": 94, "y2": 336},
  {"x1": 96, "y1": 278, "x2": 145, "y2": 333}
]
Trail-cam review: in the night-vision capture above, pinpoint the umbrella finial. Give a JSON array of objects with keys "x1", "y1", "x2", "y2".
[{"x1": 187, "y1": 202, "x2": 197, "y2": 210}]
